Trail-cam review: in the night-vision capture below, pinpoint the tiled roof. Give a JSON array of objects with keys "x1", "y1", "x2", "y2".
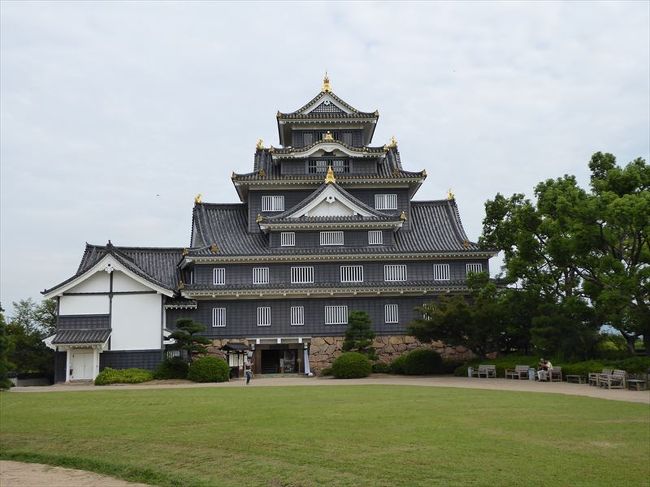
[
  {"x1": 277, "y1": 90, "x2": 377, "y2": 119},
  {"x1": 189, "y1": 199, "x2": 483, "y2": 257},
  {"x1": 44, "y1": 243, "x2": 184, "y2": 295},
  {"x1": 271, "y1": 140, "x2": 386, "y2": 156},
  {"x1": 52, "y1": 328, "x2": 111, "y2": 345}
]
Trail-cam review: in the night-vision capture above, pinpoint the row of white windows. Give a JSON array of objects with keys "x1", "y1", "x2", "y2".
[
  {"x1": 280, "y1": 230, "x2": 384, "y2": 247},
  {"x1": 212, "y1": 263, "x2": 483, "y2": 285},
  {"x1": 212, "y1": 304, "x2": 400, "y2": 327},
  {"x1": 261, "y1": 194, "x2": 399, "y2": 213}
]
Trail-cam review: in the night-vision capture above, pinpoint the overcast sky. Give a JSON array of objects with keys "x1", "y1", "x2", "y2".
[{"x1": 1, "y1": 1, "x2": 649, "y2": 311}]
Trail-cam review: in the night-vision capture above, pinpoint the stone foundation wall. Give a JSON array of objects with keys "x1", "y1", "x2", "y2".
[{"x1": 310, "y1": 335, "x2": 473, "y2": 374}]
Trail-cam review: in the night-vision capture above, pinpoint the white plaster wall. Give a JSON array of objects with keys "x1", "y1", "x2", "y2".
[
  {"x1": 111, "y1": 293, "x2": 162, "y2": 350},
  {"x1": 68, "y1": 272, "x2": 110, "y2": 293},
  {"x1": 59, "y1": 295, "x2": 110, "y2": 315},
  {"x1": 308, "y1": 199, "x2": 354, "y2": 217},
  {"x1": 113, "y1": 271, "x2": 151, "y2": 292}
]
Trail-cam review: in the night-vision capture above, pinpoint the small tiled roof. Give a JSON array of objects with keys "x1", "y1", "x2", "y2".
[
  {"x1": 52, "y1": 328, "x2": 111, "y2": 345},
  {"x1": 277, "y1": 90, "x2": 377, "y2": 119},
  {"x1": 189, "y1": 199, "x2": 483, "y2": 257},
  {"x1": 44, "y1": 243, "x2": 184, "y2": 295},
  {"x1": 271, "y1": 140, "x2": 386, "y2": 157}
]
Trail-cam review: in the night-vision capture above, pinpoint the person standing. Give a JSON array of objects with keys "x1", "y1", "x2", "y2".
[{"x1": 244, "y1": 359, "x2": 253, "y2": 385}]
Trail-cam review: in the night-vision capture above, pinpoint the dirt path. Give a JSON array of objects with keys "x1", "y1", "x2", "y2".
[
  {"x1": 0, "y1": 460, "x2": 150, "y2": 487},
  {"x1": 9, "y1": 375, "x2": 649, "y2": 404}
]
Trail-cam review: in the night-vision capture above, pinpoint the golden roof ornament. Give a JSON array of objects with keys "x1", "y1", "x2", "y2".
[
  {"x1": 178, "y1": 280, "x2": 185, "y2": 290},
  {"x1": 322, "y1": 72, "x2": 331, "y2": 92},
  {"x1": 182, "y1": 248, "x2": 189, "y2": 256},
  {"x1": 194, "y1": 193, "x2": 202, "y2": 204},
  {"x1": 447, "y1": 189, "x2": 455, "y2": 200},
  {"x1": 384, "y1": 136, "x2": 398, "y2": 150},
  {"x1": 325, "y1": 165, "x2": 336, "y2": 184},
  {"x1": 258, "y1": 168, "x2": 266, "y2": 177},
  {"x1": 323, "y1": 130, "x2": 334, "y2": 142},
  {"x1": 210, "y1": 244, "x2": 219, "y2": 254},
  {"x1": 400, "y1": 211, "x2": 407, "y2": 221},
  {"x1": 256, "y1": 138, "x2": 264, "y2": 150},
  {"x1": 463, "y1": 239, "x2": 470, "y2": 249},
  {"x1": 256, "y1": 213, "x2": 264, "y2": 223}
]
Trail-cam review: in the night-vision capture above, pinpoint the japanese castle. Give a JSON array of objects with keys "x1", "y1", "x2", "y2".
[{"x1": 43, "y1": 76, "x2": 494, "y2": 382}]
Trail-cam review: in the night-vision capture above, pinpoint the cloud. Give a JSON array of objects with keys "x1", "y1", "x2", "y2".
[{"x1": 1, "y1": 1, "x2": 648, "y2": 307}]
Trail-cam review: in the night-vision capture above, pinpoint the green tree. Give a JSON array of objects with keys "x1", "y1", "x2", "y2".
[
  {"x1": 7, "y1": 300, "x2": 54, "y2": 379},
  {"x1": 342, "y1": 310, "x2": 376, "y2": 358},
  {"x1": 0, "y1": 304, "x2": 14, "y2": 389},
  {"x1": 408, "y1": 273, "x2": 505, "y2": 358},
  {"x1": 169, "y1": 318, "x2": 211, "y2": 363}
]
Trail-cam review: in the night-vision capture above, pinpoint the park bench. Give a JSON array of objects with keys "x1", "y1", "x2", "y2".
[
  {"x1": 548, "y1": 367, "x2": 563, "y2": 382},
  {"x1": 588, "y1": 369, "x2": 613, "y2": 387},
  {"x1": 505, "y1": 365, "x2": 529, "y2": 380},
  {"x1": 599, "y1": 369, "x2": 627, "y2": 389},
  {"x1": 475, "y1": 364, "x2": 497, "y2": 378}
]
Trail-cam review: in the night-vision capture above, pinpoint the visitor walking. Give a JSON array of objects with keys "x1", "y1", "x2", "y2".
[{"x1": 244, "y1": 360, "x2": 253, "y2": 385}]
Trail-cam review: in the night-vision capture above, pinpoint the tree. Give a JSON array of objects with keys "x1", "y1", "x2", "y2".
[
  {"x1": 168, "y1": 318, "x2": 211, "y2": 363},
  {"x1": 481, "y1": 153, "x2": 649, "y2": 354},
  {"x1": 342, "y1": 311, "x2": 376, "y2": 358},
  {"x1": 7, "y1": 298, "x2": 57, "y2": 337},
  {"x1": 0, "y1": 304, "x2": 14, "y2": 389},
  {"x1": 7, "y1": 300, "x2": 54, "y2": 379},
  {"x1": 408, "y1": 273, "x2": 506, "y2": 358}
]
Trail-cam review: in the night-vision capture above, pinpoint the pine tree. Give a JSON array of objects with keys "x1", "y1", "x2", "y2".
[{"x1": 342, "y1": 310, "x2": 376, "y2": 359}]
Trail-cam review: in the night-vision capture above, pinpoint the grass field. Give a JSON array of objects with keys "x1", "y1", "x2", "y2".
[{"x1": 1, "y1": 385, "x2": 648, "y2": 486}]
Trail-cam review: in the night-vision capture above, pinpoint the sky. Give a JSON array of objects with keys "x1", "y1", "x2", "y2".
[{"x1": 1, "y1": 1, "x2": 649, "y2": 312}]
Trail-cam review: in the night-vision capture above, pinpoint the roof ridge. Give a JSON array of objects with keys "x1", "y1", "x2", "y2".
[
  {"x1": 85, "y1": 243, "x2": 186, "y2": 252},
  {"x1": 195, "y1": 202, "x2": 245, "y2": 208}
]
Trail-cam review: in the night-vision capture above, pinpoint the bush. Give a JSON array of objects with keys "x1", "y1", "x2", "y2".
[
  {"x1": 153, "y1": 357, "x2": 189, "y2": 380},
  {"x1": 402, "y1": 349, "x2": 443, "y2": 375},
  {"x1": 187, "y1": 356, "x2": 229, "y2": 383},
  {"x1": 372, "y1": 362, "x2": 391, "y2": 374},
  {"x1": 390, "y1": 355, "x2": 408, "y2": 375},
  {"x1": 320, "y1": 367, "x2": 333, "y2": 376},
  {"x1": 94, "y1": 368, "x2": 153, "y2": 386},
  {"x1": 331, "y1": 352, "x2": 372, "y2": 379}
]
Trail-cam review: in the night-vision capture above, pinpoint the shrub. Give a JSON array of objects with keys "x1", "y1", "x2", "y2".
[
  {"x1": 331, "y1": 352, "x2": 372, "y2": 379},
  {"x1": 187, "y1": 356, "x2": 229, "y2": 383},
  {"x1": 320, "y1": 367, "x2": 333, "y2": 376},
  {"x1": 402, "y1": 349, "x2": 443, "y2": 375},
  {"x1": 153, "y1": 357, "x2": 189, "y2": 380},
  {"x1": 94, "y1": 368, "x2": 153, "y2": 386},
  {"x1": 390, "y1": 355, "x2": 408, "y2": 375},
  {"x1": 372, "y1": 362, "x2": 391, "y2": 374}
]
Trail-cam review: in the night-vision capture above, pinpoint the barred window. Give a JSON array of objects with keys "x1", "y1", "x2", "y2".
[
  {"x1": 257, "y1": 307, "x2": 271, "y2": 326},
  {"x1": 325, "y1": 305, "x2": 348, "y2": 325},
  {"x1": 308, "y1": 159, "x2": 328, "y2": 174},
  {"x1": 340, "y1": 265, "x2": 363, "y2": 283},
  {"x1": 384, "y1": 264, "x2": 407, "y2": 282},
  {"x1": 253, "y1": 267, "x2": 269, "y2": 284},
  {"x1": 374, "y1": 194, "x2": 398, "y2": 210},
  {"x1": 280, "y1": 232, "x2": 295, "y2": 247},
  {"x1": 385, "y1": 304, "x2": 399, "y2": 324},
  {"x1": 466, "y1": 263, "x2": 483, "y2": 275},
  {"x1": 433, "y1": 263, "x2": 450, "y2": 281},
  {"x1": 212, "y1": 308, "x2": 226, "y2": 327},
  {"x1": 213, "y1": 268, "x2": 225, "y2": 285},
  {"x1": 261, "y1": 195, "x2": 284, "y2": 212},
  {"x1": 368, "y1": 230, "x2": 383, "y2": 245},
  {"x1": 320, "y1": 231, "x2": 344, "y2": 246},
  {"x1": 291, "y1": 306, "x2": 304, "y2": 326},
  {"x1": 291, "y1": 266, "x2": 314, "y2": 284}
]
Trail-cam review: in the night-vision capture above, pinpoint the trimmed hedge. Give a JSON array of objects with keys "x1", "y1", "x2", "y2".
[
  {"x1": 371, "y1": 362, "x2": 391, "y2": 374},
  {"x1": 153, "y1": 357, "x2": 189, "y2": 380},
  {"x1": 187, "y1": 356, "x2": 229, "y2": 383},
  {"x1": 402, "y1": 349, "x2": 443, "y2": 375},
  {"x1": 331, "y1": 352, "x2": 372, "y2": 379},
  {"x1": 390, "y1": 355, "x2": 408, "y2": 375},
  {"x1": 94, "y1": 368, "x2": 153, "y2": 386}
]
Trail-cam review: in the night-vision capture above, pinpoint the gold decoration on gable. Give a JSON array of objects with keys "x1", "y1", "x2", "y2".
[
  {"x1": 400, "y1": 211, "x2": 407, "y2": 221},
  {"x1": 210, "y1": 244, "x2": 219, "y2": 254},
  {"x1": 258, "y1": 168, "x2": 266, "y2": 177},
  {"x1": 178, "y1": 280, "x2": 185, "y2": 290},
  {"x1": 323, "y1": 130, "x2": 334, "y2": 142},
  {"x1": 325, "y1": 165, "x2": 336, "y2": 184},
  {"x1": 194, "y1": 193, "x2": 202, "y2": 204},
  {"x1": 256, "y1": 213, "x2": 264, "y2": 223},
  {"x1": 384, "y1": 136, "x2": 398, "y2": 150},
  {"x1": 256, "y1": 139, "x2": 264, "y2": 150},
  {"x1": 463, "y1": 240, "x2": 470, "y2": 249},
  {"x1": 322, "y1": 72, "x2": 331, "y2": 92},
  {"x1": 182, "y1": 248, "x2": 189, "y2": 256},
  {"x1": 447, "y1": 189, "x2": 455, "y2": 200}
]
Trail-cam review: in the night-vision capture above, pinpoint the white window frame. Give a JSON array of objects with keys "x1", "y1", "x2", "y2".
[
  {"x1": 340, "y1": 265, "x2": 363, "y2": 283},
  {"x1": 325, "y1": 305, "x2": 348, "y2": 325},
  {"x1": 257, "y1": 306, "x2": 271, "y2": 326},
  {"x1": 280, "y1": 232, "x2": 295, "y2": 247},
  {"x1": 368, "y1": 230, "x2": 383, "y2": 245},
  {"x1": 253, "y1": 267, "x2": 269, "y2": 285},
  {"x1": 384, "y1": 264, "x2": 407, "y2": 282},
  {"x1": 290, "y1": 306, "x2": 305, "y2": 326},
  {"x1": 212, "y1": 307, "x2": 226, "y2": 327},
  {"x1": 374, "y1": 194, "x2": 398, "y2": 210},
  {"x1": 291, "y1": 266, "x2": 314, "y2": 284},
  {"x1": 320, "y1": 231, "x2": 344, "y2": 246},
  {"x1": 261, "y1": 195, "x2": 285, "y2": 212},
  {"x1": 213, "y1": 267, "x2": 226, "y2": 285},
  {"x1": 466, "y1": 263, "x2": 483, "y2": 275},
  {"x1": 385, "y1": 304, "x2": 399, "y2": 324},
  {"x1": 433, "y1": 263, "x2": 450, "y2": 281}
]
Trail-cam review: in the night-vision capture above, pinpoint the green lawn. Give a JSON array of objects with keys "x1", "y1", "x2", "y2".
[{"x1": 1, "y1": 386, "x2": 648, "y2": 486}]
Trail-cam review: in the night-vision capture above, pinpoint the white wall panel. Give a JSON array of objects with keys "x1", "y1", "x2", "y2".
[
  {"x1": 67, "y1": 272, "x2": 109, "y2": 293},
  {"x1": 59, "y1": 295, "x2": 110, "y2": 315},
  {"x1": 112, "y1": 271, "x2": 151, "y2": 292},
  {"x1": 111, "y1": 293, "x2": 161, "y2": 350}
]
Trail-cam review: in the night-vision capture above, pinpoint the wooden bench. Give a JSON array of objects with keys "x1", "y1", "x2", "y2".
[
  {"x1": 475, "y1": 364, "x2": 497, "y2": 378},
  {"x1": 548, "y1": 367, "x2": 563, "y2": 382},
  {"x1": 599, "y1": 369, "x2": 627, "y2": 389},
  {"x1": 505, "y1": 365, "x2": 529, "y2": 380},
  {"x1": 589, "y1": 369, "x2": 613, "y2": 387},
  {"x1": 626, "y1": 379, "x2": 647, "y2": 391}
]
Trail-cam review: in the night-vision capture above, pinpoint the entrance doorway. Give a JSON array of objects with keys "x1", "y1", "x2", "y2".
[
  {"x1": 70, "y1": 350, "x2": 94, "y2": 380},
  {"x1": 260, "y1": 347, "x2": 298, "y2": 374}
]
